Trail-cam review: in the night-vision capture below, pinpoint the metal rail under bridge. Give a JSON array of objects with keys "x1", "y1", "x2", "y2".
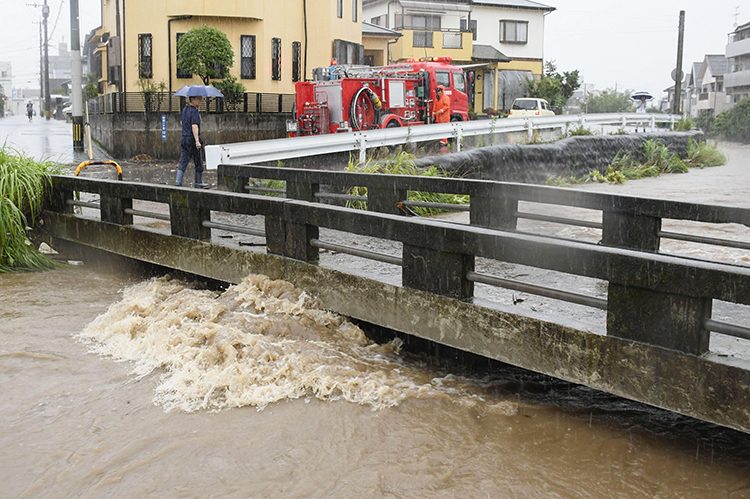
[{"x1": 205, "y1": 113, "x2": 680, "y2": 168}]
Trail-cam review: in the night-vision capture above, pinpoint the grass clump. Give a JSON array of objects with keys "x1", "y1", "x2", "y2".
[
  {"x1": 345, "y1": 150, "x2": 468, "y2": 216},
  {"x1": 0, "y1": 146, "x2": 63, "y2": 272},
  {"x1": 546, "y1": 139, "x2": 724, "y2": 186},
  {"x1": 685, "y1": 138, "x2": 725, "y2": 167}
]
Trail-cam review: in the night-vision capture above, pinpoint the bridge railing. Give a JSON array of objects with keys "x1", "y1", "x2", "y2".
[
  {"x1": 217, "y1": 164, "x2": 750, "y2": 255},
  {"x1": 48, "y1": 175, "x2": 750, "y2": 358},
  {"x1": 204, "y1": 113, "x2": 681, "y2": 168}
]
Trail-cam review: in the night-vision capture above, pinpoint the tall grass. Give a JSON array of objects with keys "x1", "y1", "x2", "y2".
[
  {"x1": 0, "y1": 146, "x2": 63, "y2": 272},
  {"x1": 345, "y1": 151, "x2": 469, "y2": 216}
]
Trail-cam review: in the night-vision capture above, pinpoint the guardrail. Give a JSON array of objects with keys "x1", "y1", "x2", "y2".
[{"x1": 205, "y1": 113, "x2": 681, "y2": 169}]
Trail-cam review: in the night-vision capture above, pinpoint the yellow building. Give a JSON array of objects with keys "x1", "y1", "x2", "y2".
[{"x1": 87, "y1": 0, "x2": 364, "y2": 98}]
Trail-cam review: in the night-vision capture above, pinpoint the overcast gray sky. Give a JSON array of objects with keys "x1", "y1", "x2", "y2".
[
  {"x1": 544, "y1": 0, "x2": 743, "y2": 100},
  {"x1": 0, "y1": 0, "x2": 745, "y2": 102}
]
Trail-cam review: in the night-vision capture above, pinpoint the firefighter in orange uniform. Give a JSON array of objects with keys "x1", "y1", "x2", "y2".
[{"x1": 433, "y1": 85, "x2": 451, "y2": 146}]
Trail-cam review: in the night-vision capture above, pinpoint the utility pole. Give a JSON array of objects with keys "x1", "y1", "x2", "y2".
[
  {"x1": 673, "y1": 10, "x2": 685, "y2": 115},
  {"x1": 70, "y1": 0, "x2": 83, "y2": 151},
  {"x1": 33, "y1": 20, "x2": 43, "y2": 111},
  {"x1": 43, "y1": 0, "x2": 51, "y2": 120}
]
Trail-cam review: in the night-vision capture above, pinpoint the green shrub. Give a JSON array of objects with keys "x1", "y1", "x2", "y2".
[
  {"x1": 674, "y1": 117, "x2": 694, "y2": 131},
  {"x1": 0, "y1": 146, "x2": 63, "y2": 272},
  {"x1": 345, "y1": 151, "x2": 468, "y2": 216},
  {"x1": 713, "y1": 97, "x2": 750, "y2": 143},
  {"x1": 686, "y1": 138, "x2": 726, "y2": 167}
]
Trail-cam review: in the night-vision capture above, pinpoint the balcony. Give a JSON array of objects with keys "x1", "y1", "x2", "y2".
[
  {"x1": 726, "y1": 36, "x2": 750, "y2": 58},
  {"x1": 698, "y1": 92, "x2": 709, "y2": 101},
  {"x1": 724, "y1": 70, "x2": 750, "y2": 90},
  {"x1": 390, "y1": 28, "x2": 473, "y2": 62}
]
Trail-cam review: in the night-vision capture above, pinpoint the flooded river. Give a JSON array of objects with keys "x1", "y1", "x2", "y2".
[{"x1": 3, "y1": 143, "x2": 750, "y2": 498}]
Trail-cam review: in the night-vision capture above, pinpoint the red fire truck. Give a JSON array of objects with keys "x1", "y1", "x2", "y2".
[{"x1": 290, "y1": 57, "x2": 469, "y2": 136}]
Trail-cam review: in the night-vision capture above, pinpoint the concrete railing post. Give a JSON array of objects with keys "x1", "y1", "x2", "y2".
[
  {"x1": 218, "y1": 173, "x2": 249, "y2": 194},
  {"x1": 402, "y1": 244, "x2": 474, "y2": 300},
  {"x1": 368, "y1": 186, "x2": 408, "y2": 215},
  {"x1": 99, "y1": 193, "x2": 133, "y2": 225},
  {"x1": 49, "y1": 182, "x2": 74, "y2": 214},
  {"x1": 601, "y1": 211, "x2": 661, "y2": 252},
  {"x1": 168, "y1": 192, "x2": 211, "y2": 240},
  {"x1": 286, "y1": 180, "x2": 319, "y2": 202},
  {"x1": 469, "y1": 185, "x2": 518, "y2": 230},
  {"x1": 264, "y1": 216, "x2": 319, "y2": 263},
  {"x1": 607, "y1": 284, "x2": 712, "y2": 355}
]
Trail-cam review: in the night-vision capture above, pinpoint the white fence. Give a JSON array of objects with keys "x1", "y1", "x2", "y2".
[{"x1": 205, "y1": 113, "x2": 681, "y2": 170}]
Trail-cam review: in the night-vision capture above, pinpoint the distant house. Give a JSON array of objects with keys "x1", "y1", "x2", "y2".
[
  {"x1": 695, "y1": 54, "x2": 728, "y2": 117},
  {"x1": 362, "y1": 21, "x2": 402, "y2": 67},
  {"x1": 725, "y1": 21, "x2": 750, "y2": 105},
  {"x1": 684, "y1": 61, "x2": 703, "y2": 118}
]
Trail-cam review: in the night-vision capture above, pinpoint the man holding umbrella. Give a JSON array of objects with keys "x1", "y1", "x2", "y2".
[{"x1": 174, "y1": 85, "x2": 223, "y2": 187}]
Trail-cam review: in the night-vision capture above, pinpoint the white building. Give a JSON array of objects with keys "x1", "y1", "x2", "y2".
[
  {"x1": 0, "y1": 62, "x2": 11, "y2": 116},
  {"x1": 695, "y1": 54, "x2": 728, "y2": 117},
  {"x1": 725, "y1": 21, "x2": 750, "y2": 105}
]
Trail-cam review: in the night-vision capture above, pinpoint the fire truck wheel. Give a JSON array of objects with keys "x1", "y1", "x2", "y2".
[
  {"x1": 385, "y1": 120, "x2": 400, "y2": 128},
  {"x1": 450, "y1": 114, "x2": 463, "y2": 122}
]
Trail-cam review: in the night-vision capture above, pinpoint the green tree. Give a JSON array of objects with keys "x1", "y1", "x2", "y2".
[
  {"x1": 586, "y1": 88, "x2": 634, "y2": 113},
  {"x1": 213, "y1": 75, "x2": 246, "y2": 111},
  {"x1": 527, "y1": 61, "x2": 581, "y2": 112},
  {"x1": 176, "y1": 25, "x2": 234, "y2": 85},
  {"x1": 713, "y1": 96, "x2": 750, "y2": 143}
]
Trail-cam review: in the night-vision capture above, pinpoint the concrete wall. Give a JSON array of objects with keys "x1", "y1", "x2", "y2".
[
  {"x1": 90, "y1": 112, "x2": 288, "y2": 160},
  {"x1": 414, "y1": 131, "x2": 704, "y2": 184}
]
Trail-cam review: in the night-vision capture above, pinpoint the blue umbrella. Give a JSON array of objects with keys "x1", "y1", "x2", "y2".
[
  {"x1": 631, "y1": 91, "x2": 654, "y2": 101},
  {"x1": 174, "y1": 85, "x2": 224, "y2": 98}
]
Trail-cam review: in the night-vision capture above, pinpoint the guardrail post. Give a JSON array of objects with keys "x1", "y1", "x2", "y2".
[
  {"x1": 601, "y1": 211, "x2": 660, "y2": 252},
  {"x1": 402, "y1": 244, "x2": 474, "y2": 300},
  {"x1": 607, "y1": 283, "x2": 711, "y2": 355},
  {"x1": 454, "y1": 123, "x2": 463, "y2": 152},
  {"x1": 168, "y1": 192, "x2": 211, "y2": 240},
  {"x1": 621, "y1": 114, "x2": 627, "y2": 129},
  {"x1": 469, "y1": 185, "x2": 518, "y2": 230},
  {"x1": 650, "y1": 115, "x2": 656, "y2": 132},
  {"x1": 357, "y1": 134, "x2": 367, "y2": 164},
  {"x1": 526, "y1": 119, "x2": 534, "y2": 142},
  {"x1": 264, "y1": 216, "x2": 319, "y2": 263}
]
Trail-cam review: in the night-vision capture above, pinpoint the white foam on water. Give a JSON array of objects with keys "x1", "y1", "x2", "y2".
[{"x1": 78, "y1": 274, "x2": 438, "y2": 412}]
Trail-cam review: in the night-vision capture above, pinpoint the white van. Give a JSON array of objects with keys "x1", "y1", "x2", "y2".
[{"x1": 508, "y1": 98, "x2": 555, "y2": 118}]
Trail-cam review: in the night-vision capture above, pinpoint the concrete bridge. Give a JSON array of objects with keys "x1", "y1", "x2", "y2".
[{"x1": 43, "y1": 166, "x2": 750, "y2": 434}]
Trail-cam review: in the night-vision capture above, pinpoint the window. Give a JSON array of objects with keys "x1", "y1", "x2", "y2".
[
  {"x1": 240, "y1": 35, "x2": 256, "y2": 79},
  {"x1": 292, "y1": 41, "x2": 301, "y2": 82},
  {"x1": 176, "y1": 33, "x2": 191, "y2": 78},
  {"x1": 460, "y1": 19, "x2": 477, "y2": 41},
  {"x1": 138, "y1": 34, "x2": 152, "y2": 78},
  {"x1": 272, "y1": 37, "x2": 281, "y2": 81},
  {"x1": 499, "y1": 20, "x2": 528, "y2": 44},
  {"x1": 413, "y1": 31, "x2": 433, "y2": 48},
  {"x1": 436, "y1": 71, "x2": 450, "y2": 88},
  {"x1": 337, "y1": 0, "x2": 342, "y2": 18},
  {"x1": 352, "y1": 0, "x2": 357, "y2": 22},
  {"x1": 453, "y1": 71, "x2": 465, "y2": 93}
]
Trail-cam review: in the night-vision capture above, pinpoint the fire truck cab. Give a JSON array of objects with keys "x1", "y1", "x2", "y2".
[{"x1": 290, "y1": 57, "x2": 469, "y2": 136}]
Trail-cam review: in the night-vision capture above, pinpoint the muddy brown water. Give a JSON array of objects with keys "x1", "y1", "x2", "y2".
[{"x1": 3, "y1": 143, "x2": 750, "y2": 498}]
